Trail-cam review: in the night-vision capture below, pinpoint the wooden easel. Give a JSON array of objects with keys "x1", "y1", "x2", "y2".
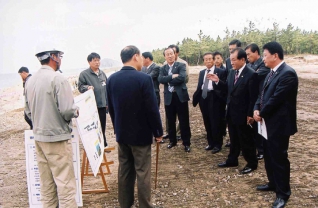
[{"x1": 81, "y1": 147, "x2": 115, "y2": 194}]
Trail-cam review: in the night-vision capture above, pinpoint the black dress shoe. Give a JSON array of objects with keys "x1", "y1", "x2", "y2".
[
  {"x1": 225, "y1": 142, "x2": 231, "y2": 147},
  {"x1": 176, "y1": 136, "x2": 181, "y2": 141},
  {"x1": 163, "y1": 134, "x2": 169, "y2": 139},
  {"x1": 240, "y1": 166, "x2": 256, "y2": 174},
  {"x1": 256, "y1": 184, "x2": 275, "y2": 191},
  {"x1": 272, "y1": 198, "x2": 286, "y2": 208},
  {"x1": 257, "y1": 154, "x2": 264, "y2": 160},
  {"x1": 211, "y1": 147, "x2": 221, "y2": 154},
  {"x1": 205, "y1": 145, "x2": 213, "y2": 150},
  {"x1": 184, "y1": 145, "x2": 191, "y2": 152},
  {"x1": 167, "y1": 143, "x2": 176, "y2": 149},
  {"x1": 218, "y1": 161, "x2": 238, "y2": 168}
]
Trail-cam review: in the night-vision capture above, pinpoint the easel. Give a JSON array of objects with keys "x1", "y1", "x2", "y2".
[{"x1": 80, "y1": 147, "x2": 115, "y2": 194}]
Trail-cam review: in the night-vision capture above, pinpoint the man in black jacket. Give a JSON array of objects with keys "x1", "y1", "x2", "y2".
[
  {"x1": 141, "y1": 52, "x2": 160, "y2": 107},
  {"x1": 107, "y1": 45, "x2": 163, "y2": 208},
  {"x1": 158, "y1": 47, "x2": 191, "y2": 152},
  {"x1": 18, "y1": 66, "x2": 33, "y2": 129},
  {"x1": 209, "y1": 48, "x2": 258, "y2": 174},
  {"x1": 254, "y1": 42, "x2": 298, "y2": 208},
  {"x1": 245, "y1": 43, "x2": 270, "y2": 160}
]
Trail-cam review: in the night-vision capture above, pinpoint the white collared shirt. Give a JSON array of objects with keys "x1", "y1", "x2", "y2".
[
  {"x1": 235, "y1": 63, "x2": 246, "y2": 77},
  {"x1": 272, "y1": 61, "x2": 284, "y2": 72},
  {"x1": 201, "y1": 66, "x2": 215, "y2": 90},
  {"x1": 147, "y1": 62, "x2": 154, "y2": 69}
]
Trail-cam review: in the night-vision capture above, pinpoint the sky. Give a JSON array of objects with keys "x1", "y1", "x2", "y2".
[{"x1": 0, "y1": 0, "x2": 317, "y2": 74}]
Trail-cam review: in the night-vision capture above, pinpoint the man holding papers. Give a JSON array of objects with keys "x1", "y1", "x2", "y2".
[{"x1": 253, "y1": 41, "x2": 298, "y2": 208}]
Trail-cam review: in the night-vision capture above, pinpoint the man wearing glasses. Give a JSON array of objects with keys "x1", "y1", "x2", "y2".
[{"x1": 78, "y1": 52, "x2": 109, "y2": 147}]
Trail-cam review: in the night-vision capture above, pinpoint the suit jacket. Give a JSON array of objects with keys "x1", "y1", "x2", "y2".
[
  {"x1": 163, "y1": 57, "x2": 189, "y2": 83},
  {"x1": 106, "y1": 66, "x2": 163, "y2": 145},
  {"x1": 247, "y1": 57, "x2": 270, "y2": 93},
  {"x1": 192, "y1": 67, "x2": 227, "y2": 107},
  {"x1": 254, "y1": 62, "x2": 298, "y2": 137},
  {"x1": 141, "y1": 63, "x2": 160, "y2": 92},
  {"x1": 158, "y1": 62, "x2": 189, "y2": 105},
  {"x1": 216, "y1": 65, "x2": 258, "y2": 125},
  {"x1": 225, "y1": 57, "x2": 232, "y2": 77}
]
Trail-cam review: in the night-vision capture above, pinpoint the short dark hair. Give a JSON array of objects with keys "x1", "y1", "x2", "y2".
[
  {"x1": 18, "y1": 67, "x2": 29, "y2": 73},
  {"x1": 202, "y1": 52, "x2": 213, "y2": 60},
  {"x1": 168, "y1": 44, "x2": 179, "y2": 53},
  {"x1": 245, "y1": 43, "x2": 260, "y2": 55},
  {"x1": 231, "y1": 47, "x2": 247, "y2": 61},
  {"x1": 213, "y1": 51, "x2": 223, "y2": 59},
  {"x1": 163, "y1": 47, "x2": 175, "y2": 56},
  {"x1": 229, "y1": 39, "x2": 241, "y2": 47},
  {"x1": 263, "y1": 41, "x2": 284, "y2": 60},
  {"x1": 87, "y1": 52, "x2": 101, "y2": 62},
  {"x1": 120, "y1": 45, "x2": 140, "y2": 63},
  {"x1": 142, "y1": 52, "x2": 153, "y2": 61}
]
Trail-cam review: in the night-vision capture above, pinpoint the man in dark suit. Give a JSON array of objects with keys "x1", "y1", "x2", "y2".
[
  {"x1": 209, "y1": 48, "x2": 258, "y2": 174},
  {"x1": 141, "y1": 52, "x2": 160, "y2": 107},
  {"x1": 254, "y1": 42, "x2": 298, "y2": 208},
  {"x1": 193, "y1": 52, "x2": 227, "y2": 154},
  {"x1": 158, "y1": 47, "x2": 191, "y2": 152},
  {"x1": 245, "y1": 43, "x2": 271, "y2": 160},
  {"x1": 224, "y1": 40, "x2": 241, "y2": 148},
  {"x1": 106, "y1": 45, "x2": 163, "y2": 208}
]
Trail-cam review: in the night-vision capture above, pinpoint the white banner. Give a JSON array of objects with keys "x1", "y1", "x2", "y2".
[
  {"x1": 74, "y1": 89, "x2": 104, "y2": 176},
  {"x1": 24, "y1": 128, "x2": 83, "y2": 207}
]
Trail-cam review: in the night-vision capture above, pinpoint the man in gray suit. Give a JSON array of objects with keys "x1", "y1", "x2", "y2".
[
  {"x1": 158, "y1": 47, "x2": 191, "y2": 152},
  {"x1": 141, "y1": 52, "x2": 160, "y2": 107}
]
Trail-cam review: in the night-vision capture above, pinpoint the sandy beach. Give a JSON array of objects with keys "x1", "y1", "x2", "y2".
[{"x1": 0, "y1": 55, "x2": 318, "y2": 207}]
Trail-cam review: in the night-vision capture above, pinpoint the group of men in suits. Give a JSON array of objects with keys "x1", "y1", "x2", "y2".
[
  {"x1": 138, "y1": 40, "x2": 297, "y2": 207},
  {"x1": 208, "y1": 41, "x2": 298, "y2": 208}
]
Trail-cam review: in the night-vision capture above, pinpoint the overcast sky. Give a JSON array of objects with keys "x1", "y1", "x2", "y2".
[{"x1": 0, "y1": 0, "x2": 317, "y2": 74}]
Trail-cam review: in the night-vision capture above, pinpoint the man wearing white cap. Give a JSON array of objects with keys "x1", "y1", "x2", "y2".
[{"x1": 25, "y1": 44, "x2": 79, "y2": 208}]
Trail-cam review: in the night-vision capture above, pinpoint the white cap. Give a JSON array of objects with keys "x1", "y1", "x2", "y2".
[{"x1": 35, "y1": 41, "x2": 64, "y2": 61}]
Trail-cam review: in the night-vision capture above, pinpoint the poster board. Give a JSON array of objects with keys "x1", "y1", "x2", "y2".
[
  {"x1": 74, "y1": 89, "x2": 104, "y2": 176},
  {"x1": 24, "y1": 128, "x2": 83, "y2": 207}
]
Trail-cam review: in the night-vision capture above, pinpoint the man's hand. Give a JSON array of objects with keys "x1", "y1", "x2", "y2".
[
  {"x1": 172, "y1": 74, "x2": 179, "y2": 79},
  {"x1": 253, "y1": 110, "x2": 262, "y2": 122},
  {"x1": 247, "y1": 116, "x2": 254, "y2": 125},
  {"x1": 88, "y1": 86, "x2": 94, "y2": 90},
  {"x1": 155, "y1": 136, "x2": 163, "y2": 143},
  {"x1": 207, "y1": 74, "x2": 219, "y2": 82}
]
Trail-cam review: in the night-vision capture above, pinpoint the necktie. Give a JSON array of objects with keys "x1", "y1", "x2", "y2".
[
  {"x1": 234, "y1": 70, "x2": 239, "y2": 85},
  {"x1": 260, "y1": 70, "x2": 275, "y2": 110},
  {"x1": 202, "y1": 69, "x2": 211, "y2": 99},
  {"x1": 168, "y1": 66, "x2": 174, "y2": 92}
]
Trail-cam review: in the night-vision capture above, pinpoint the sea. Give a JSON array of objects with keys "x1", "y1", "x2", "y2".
[{"x1": 0, "y1": 67, "x2": 118, "y2": 90}]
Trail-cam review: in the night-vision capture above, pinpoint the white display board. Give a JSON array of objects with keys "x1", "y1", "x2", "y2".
[
  {"x1": 24, "y1": 128, "x2": 83, "y2": 207},
  {"x1": 74, "y1": 89, "x2": 104, "y2": 176}
]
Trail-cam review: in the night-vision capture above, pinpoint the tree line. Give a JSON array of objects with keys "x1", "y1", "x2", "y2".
[{"x1": 151, "y1": 21, "x2": 318, "y2": 65}]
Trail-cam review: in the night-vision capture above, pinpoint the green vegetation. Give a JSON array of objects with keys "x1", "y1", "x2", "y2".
[{"x1": 152, "y1": 21, "x2": 318, "y2": 65}]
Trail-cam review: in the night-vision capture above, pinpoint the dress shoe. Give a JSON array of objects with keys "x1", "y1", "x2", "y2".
[
  {"x1": 224, "y1": 142, "x2": 231, "y2": 147},
  {"x1": 163, "y1": 134, "x2": 169, "y2": 139},
  {"x1": 205, "y1": 145, "x2": 213, "y2": 150},
  {"x1": 184, "y1": 145, "x2": 191, "y2": 152},
  {"x1": 257, "y1": 154, "x2": 264, "y2": 160},
  {"x1": 211, "y1": 147, "x2": 221, "y2": 154},
  {"x1": 272, "y1": 198, "x2": 286, "y2": 208},
  {"x1": 167, "y1": 143, "x2": 176, "y2": 149},
  {"x1": 218, "y1": 161, "x2": 238, "y2": 168},
  {"x1": 176, "y1": 136, "x2": 181, "y2": 141},
  {"x1": 256, "y1": 184, "x2": 275, "y2": 191},
  {"x1": 240, "y1": 166, "x2": 256, "y2": 174}
]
